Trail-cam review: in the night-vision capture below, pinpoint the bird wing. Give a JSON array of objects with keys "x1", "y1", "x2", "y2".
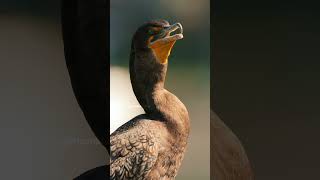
[
  {"x1": 61, "y1": 0, "x2": 108, "y2": 150},
  {"x1": 211, "y1": 110, "x2": 254, "y2": 180},
  {"x1": 110, "y1": 121, "x2": 159, "y2": 179}
]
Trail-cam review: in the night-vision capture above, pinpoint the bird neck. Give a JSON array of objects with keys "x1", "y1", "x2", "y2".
[
  {"x1": 147, "y1": 87, "x2": 190, "y2": 138},
  {"x1": 130, "y1": 49, "x2": 190, "y2": 137},
  {"x1": 129, "y1": 47, "x2": 166, "y2": 113}
]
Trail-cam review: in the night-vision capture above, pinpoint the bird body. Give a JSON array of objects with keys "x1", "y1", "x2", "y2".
[
  {"x1": 110, "y1": 20, "x2": 189, "y2": 179},
  {"x1": 111, "y1": 114, "x2": 188, "y2": 180}
]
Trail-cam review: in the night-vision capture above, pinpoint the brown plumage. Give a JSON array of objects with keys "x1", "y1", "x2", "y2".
[
  {"x1": 110, "y1": 20, "x2": 190, "y2": 180},
  {"x1": 211, "y1": 110, "x2": 254, "y2": 179}
]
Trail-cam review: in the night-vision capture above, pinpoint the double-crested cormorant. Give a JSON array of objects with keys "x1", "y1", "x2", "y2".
[
  {"x1": 211, "y1": 110, "x2": 254, "y2": 179},
  {"x1": 110, "y1": 20, "x2": 190, "y2": 179}
]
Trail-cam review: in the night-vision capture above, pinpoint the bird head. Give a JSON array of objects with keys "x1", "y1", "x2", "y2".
[
  {"x1": 132, "y1": 19, "x2": 184, "y2": 64},
  {"x1": 130, "y1": 20, "x2": 184, "y2": 112}
]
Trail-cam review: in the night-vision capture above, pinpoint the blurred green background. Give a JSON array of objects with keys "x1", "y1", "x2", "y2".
[{"x1": 110, "y1": 0, "x2": 210, "y2": 179}]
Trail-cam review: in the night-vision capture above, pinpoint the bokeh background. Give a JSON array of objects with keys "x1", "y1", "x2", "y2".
[
  {"x1": 110, "y1": 0, "x2": 210, "y2": 179},
  {"x1": 212, "y1": 0, "x2": 320, "y2": 179},
  {"x1": 0, "y1": 1, "x2": 106, "y2": 179}
]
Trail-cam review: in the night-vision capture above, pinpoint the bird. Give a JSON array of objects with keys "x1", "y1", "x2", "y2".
[
  {"x1": 211, "y1": 110, "x2": 254, "y2": 179},
  {"x1": 110, "y1": 20, "x2": 190, "y2": 180}
]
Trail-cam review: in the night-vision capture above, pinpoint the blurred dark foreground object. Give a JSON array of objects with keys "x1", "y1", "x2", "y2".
[
  {"x1": 61, "y1": 0, "x2": 108, "y2": 150},
  {"x1": 211, "y1": 110, "x2": 254, "y2": 180},
  {"x1": 61, "y1": 0, "x2": 108, "y2": 179},
  {"x1": 74, "y1": 166, "x2": 107, "y2": 180}
]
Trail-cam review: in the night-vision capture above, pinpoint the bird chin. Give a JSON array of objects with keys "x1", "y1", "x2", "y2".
[{"x1": 149, "y1": 34, "x2": 183, "y2": 64}]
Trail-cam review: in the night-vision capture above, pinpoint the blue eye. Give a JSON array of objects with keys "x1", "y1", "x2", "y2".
[{"x1": 148, "y1": 29, "x2": 154, "y2": 35}]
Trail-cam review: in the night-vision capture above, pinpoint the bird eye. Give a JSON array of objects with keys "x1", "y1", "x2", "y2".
[{"x1": 148, "y1": 29, "x2": 154, "y2": 35}]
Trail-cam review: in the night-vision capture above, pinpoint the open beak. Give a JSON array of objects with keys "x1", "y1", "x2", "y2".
[{"x1": 149, "y1": 23, "x2": 184, "y2": 64}]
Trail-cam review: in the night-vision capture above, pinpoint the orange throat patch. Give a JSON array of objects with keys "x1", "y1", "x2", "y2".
[{"x1": 150, "y1": 40, "x2": 177, "y2": 64}]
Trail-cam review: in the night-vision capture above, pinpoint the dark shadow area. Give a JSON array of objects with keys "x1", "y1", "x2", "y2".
[
  {"x1": 74, "y1": 165, "x2": 107, "y2": 180},
  {"x1": 0, "y1": 0, "x2": 107, "y2": 179},
  {"x1": 212, "y1": 1, "x2": 320, "y2": 179}
]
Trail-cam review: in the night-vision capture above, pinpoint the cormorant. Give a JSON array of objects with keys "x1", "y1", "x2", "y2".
[
  {"x1": 211, "y1": 110, "x2": 254, "y2": 179},
  {"x1": 110, "y1": 20, "x2": 190, "y2": 179}
]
